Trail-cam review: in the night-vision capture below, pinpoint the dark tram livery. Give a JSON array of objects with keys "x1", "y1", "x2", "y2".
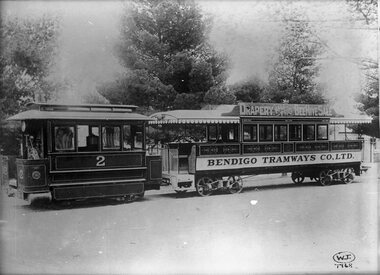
[
  {"x1": 150, "y1": 103, "x2": 366, "y2": 196},
  {"x1": 7, "y1": 103, "x2": 161, "y2": 201}
]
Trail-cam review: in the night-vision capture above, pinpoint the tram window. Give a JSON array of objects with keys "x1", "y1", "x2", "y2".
[
  {"x1": 259, "y1": 125, "x2": 273, "y2": 142},
  {"x1": 102, "y1": 126, "x2": 121, "y2": 150},
  {"x1": 274, "y1": 125, "x2": 287, "y2": 141},
  {"x1": 77, "y1": 125, "x2": 99, "y2": 151},
  {"x1": 243, "y1": 125, "x2": 257, "y2": 142},
  {"x1": 24, "y1": 123, "x2": 43, "y2": 159},
  {"x1": 222, "y1": 124, "x2": 238, "y2": 142},
  {"x1": 289, "y1": 125, "x2": 301, "y2": 141},
  {"x1": 303, "y1": 124, "x2": 315, "y2": 141},
  {"x1": 123, "y1": 125, "x2": 143, "y2": 150},
  {"x1": 54, "y1": 126, "x2": 74, "y2": 151},
  {"x1": 208, "y1": 125, "x2": 217, "y2": 141},
  {"x1": 134, "y1": 125, "x2": 143, "y2": 149},
  {"x1": 123, "y1": 125, "x2": 132, "y2": 149},
  {"x1": 317, "y1": 124, "x2": 328, "y2": 140}
]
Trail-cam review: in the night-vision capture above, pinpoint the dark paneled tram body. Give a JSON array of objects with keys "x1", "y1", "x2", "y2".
[{"x1": 8, "y1": 103, "x2": 161, "y2": 201}]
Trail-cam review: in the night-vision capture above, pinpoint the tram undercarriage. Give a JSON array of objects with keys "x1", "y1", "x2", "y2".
[{"x1": 162, "y1": 152, "x2": 360, "y2": 196}]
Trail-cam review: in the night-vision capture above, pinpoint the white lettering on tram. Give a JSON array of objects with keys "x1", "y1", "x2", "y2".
[
  {"x1": 196, "y1": 152, "x2": 360, "y2": 171},
  {"x1": 239, "y1": 103, "x2": 332, "y2": 117},
  {"x1": 207, "y1": 157, "x2": 257, "y2": 167}
]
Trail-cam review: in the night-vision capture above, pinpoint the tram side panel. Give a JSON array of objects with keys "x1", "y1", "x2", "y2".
[
  {"x1": 195, "y1": 151, "x2": 362, "y2": 178},
  {"x1": 48, "y1": 152, "x2": 150, "y2": 200}
]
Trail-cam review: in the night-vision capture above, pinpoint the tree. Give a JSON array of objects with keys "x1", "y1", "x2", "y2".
[
  {"x1": 100, "y1": 0, "x2": 228, "y2": 110},
  {"x1": 266, "y1": 13, "x2": 326, "y2": 104},
  {"x1": 0, "y1": 15, "x2": 60, "y2": 154},
  {"x1": 0, "y1": 15, "x2": 60, "y2": 120},
  {"x1": 230, "y1": 77, "x2": 267, "y2": 103},
  {"x1": 98, "y1": 70, "x2": 177, "y2": 111},
  {"x1": 346, "y1": 0, "x2": 378, "y2": 137},
  {"x1": 346, "y1": 0, "x2": 377, "y2": 25},
  {"x1": 203, "y1": 84, "x2": 236, "y2": 105}
]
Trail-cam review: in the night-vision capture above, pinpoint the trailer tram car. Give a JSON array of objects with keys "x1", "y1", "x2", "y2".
[
  {"x1": 150, "y1": 103, "x2": 369, "y2": 196},
  {"x1": 7, "y1": 103, "x2": 162, "y2": 202}
]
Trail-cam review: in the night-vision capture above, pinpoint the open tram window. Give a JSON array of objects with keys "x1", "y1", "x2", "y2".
[
  {"x1": 259, "y1": 124, "x2": 273, "y2": 142},
  {"x1": 289, "y1": 124, "x2": 301, "y2": 141},
  {"x1": 102, "y1": 126, "x2": 121, "y2": 150},
  {"x1": 317, "y1": 124, "x2": 328, "y2": 140},
  {"x1": 243, "y1": 124, "x2": 257, "y2": 142},
  {"x1": 123, "y1": 124, "x2": 143, "y2": 150},
  {"x1": 222, "y1": 124, "x2": 239, "y2": 142},
  {"x1": 274, "y1": 125, "x2": 287, "y2": 141},
  {"x1": 77, "y1": 125, "x2": 99, "y2": 151},
  {"x1": 207, "y1": 125, "x2": 218, "y2": 141},
  {"x1": 22, "y1": 121, "x2": 43, "y2": 159},
  {"x1": 303, "y1": 124, "x2": 315, "y2": 141},
  {"x1": 54, "y1": 126, "x2": 74, "y2": 152}
]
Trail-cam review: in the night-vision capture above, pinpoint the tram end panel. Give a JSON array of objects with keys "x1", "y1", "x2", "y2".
[
  {"x1": 145, "y1": 155, "x2": 162, "y2": 190},
  {"x1": 16, "y1": 160, "x2": 49, "y2": 195}
]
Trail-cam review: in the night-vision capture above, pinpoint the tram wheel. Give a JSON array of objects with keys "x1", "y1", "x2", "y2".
[
  {"x1": 342, "y1": 168, "x2": 355, "y2": 184},
  {"x1": 196, "y1": 177, "x2": 213, "y2": 197},
  {"x1": 227, "y1": 176, "x2": 243, "y2": 194},
  {"x1": 319, "y1": 170, "x2": 332, "y2": 186},
  {"x1": 291, "y1": 172, "x2": 305, "y2": 184}
]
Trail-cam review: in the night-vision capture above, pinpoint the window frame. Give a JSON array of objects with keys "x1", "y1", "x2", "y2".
[
  {"x1": 77, "y1": 124, "x2": 100, "y2": 152},
  {"x1": 289, "y1": 124, "x2": 302, "y2": 141},
  {"x1": 243, "y1": 124, "x2": 258, "y2": 142},
  {"x1": 53, "y1": 124, "x2": 76, "y2": 152},
  {"x1": 207, "y1": 125, "x2": 218, "y2": 142},
  {"x1": 101, "y1": 125, "x2": 122, "y2": 151},
  {"x1": 303, "y1": 124, "x2": 316, "y2": 141},
  {"x1": 274, "y1": 124, "x2": 288, "y2": 141},
  {"x1": 259, "y1": 124, "x2": 273, "y2": 142},
  {"x1": 222, "y1": 124, "x2": 239, "y2": 142},
  {"x1": 317, "y1": 124, "x2": 329, "y2": 140}
]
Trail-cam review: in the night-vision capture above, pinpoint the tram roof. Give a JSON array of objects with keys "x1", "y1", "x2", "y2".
[
  {"x1": 149, "y1": 103, "x2": 373, "y2": 125},
  {"x1": 7, "y1": 103, "x2": 152, "y2": 121},
  {"x1": 149, "y1": 109, "x2": 239, "y2": 124},
  {"x1": 330, "y1": 116, "x2": 372, "y2": 125}
]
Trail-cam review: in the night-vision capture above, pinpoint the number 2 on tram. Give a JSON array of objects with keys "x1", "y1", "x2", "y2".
[
  {"x1": 150, "y1": 103, "x2": 368, "y2": 196},
  {"x1": 7, "y1": 103, "x2": 162, "y2": 201}
]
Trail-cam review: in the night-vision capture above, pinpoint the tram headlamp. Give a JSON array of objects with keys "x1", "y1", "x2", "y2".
[{"x1": 32, "y1": 171, "x2": 41, "y2": 180}]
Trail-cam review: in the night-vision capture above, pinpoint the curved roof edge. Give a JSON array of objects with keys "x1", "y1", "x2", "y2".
[{"x1": 7, "y1": 103, "x2": 151, "y2": 121}]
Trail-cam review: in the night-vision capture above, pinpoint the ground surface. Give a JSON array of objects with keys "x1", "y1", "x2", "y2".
[{"x1": 0, "y1": 167, "x2": 378, "y2": 274}]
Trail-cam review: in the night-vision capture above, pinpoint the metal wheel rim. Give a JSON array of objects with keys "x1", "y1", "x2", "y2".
[
  {"x1": 227, "y1": 176, "x2": 243, "y2": 194},
  {"x1": 196, "y1": 177, "x2": 213, "y2": 196},
  {"x1": 319, "y1": 170, "x2": 331, "y2": 186},
  {"x1": 291, "y1": 172, "x2": 305, "y2": 184},
  {"x1": 344, "y1": 173, "x2": 354, "y2": 184}
]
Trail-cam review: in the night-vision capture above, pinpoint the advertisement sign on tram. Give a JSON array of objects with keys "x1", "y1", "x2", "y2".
[{"x1": 196, "y1": 151, "x2": 362, "y2": 171}]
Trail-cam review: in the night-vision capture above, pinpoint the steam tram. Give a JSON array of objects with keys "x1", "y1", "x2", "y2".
[
  {"x1": 7, "y1": 103, "x2": 161, "y2": 201},
  {"x1": 150, "y1": 103, "x2": 366, "y2": 196}
]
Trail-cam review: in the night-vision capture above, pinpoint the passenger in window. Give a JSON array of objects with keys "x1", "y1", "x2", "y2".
[
  {"x1": 216, "y1": 134, "x2": 223, "y2": 143},
  {"x1": 27, "y1": 135, "x2": 40, "y2": 159},
  {"x1": 86, "y1": 132, "x2": 99, "y2": 149},
  {"x1": 55, "y1": 127, "x2": 74, "y2": 150}
]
